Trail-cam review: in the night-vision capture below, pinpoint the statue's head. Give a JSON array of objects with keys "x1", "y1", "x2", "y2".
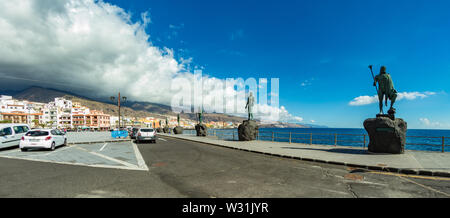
[
  {"x1": 249, "y1": 92, "x2": 253, "y2": 97},
  {"x1": 380, "y1": 66, "x2": 387, "y2": 74}
]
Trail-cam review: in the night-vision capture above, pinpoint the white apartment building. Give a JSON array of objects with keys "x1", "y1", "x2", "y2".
[
  {"x1": 42, "y1": 102, "x2": 58, "y2": 128},
  {"x1": 110, "y1": 116, "x2": 119, "y2": 129},
  {"x1": 55, "y1": 97, "x2": 73, "y2": 110}
]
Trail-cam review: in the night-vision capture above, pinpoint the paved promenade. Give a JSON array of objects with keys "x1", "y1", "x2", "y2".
[
  {"x1": 161, "y1": 133, "x2": 450, "y2": 178},
  {"x1": 1, "y1": 133, "x2": 449, "y2": 197}
]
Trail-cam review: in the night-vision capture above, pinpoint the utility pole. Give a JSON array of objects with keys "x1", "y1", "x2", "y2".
[{"x1": 110, "y1": 92, "x2": 127, "y2": 130}]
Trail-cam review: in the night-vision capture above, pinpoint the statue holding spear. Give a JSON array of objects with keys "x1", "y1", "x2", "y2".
[{"x1": 369, "y1": 65, "x2": 398, "y2": 115}]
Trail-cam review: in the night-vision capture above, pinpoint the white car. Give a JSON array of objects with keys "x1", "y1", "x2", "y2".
[
  {"x1": 0, "y1": 124, "x2": 31, "y2": 149},
  {"x1": 20, "y1": 129, "x2": 67, "y2": 152},
  {"x1": 136, "y1": 128, "x2": 157, "y2": 143}
]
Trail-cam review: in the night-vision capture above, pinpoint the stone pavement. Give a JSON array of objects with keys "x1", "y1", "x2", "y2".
[{"x1": 161, "y1": 133, "x2": 450, "y2": 178}]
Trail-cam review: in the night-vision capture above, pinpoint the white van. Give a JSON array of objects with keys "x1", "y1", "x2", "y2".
[{"x1": 0, "y1": 124, "x2": 31, "y2": 149}]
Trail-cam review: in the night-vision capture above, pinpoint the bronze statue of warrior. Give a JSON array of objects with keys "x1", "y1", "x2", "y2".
[
  {"x1": 197, "y1": 107, "x2": 203, "y2": 124},
  {"x1": 245, "y1": 92, "x2": 255, "y2": 120},
  {"x1": 373, "y1": 66, "x2": 398, "y2": 114}
]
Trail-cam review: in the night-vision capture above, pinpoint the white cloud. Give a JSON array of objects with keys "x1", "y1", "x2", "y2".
[
  {"x1": 419, "y1": 118, "x2": 450, "y2": 129},
  {"x1": 348, "y1": 95, "x2": 378, "y2": 106},
  {"x1": 0, "y1": 0, "x2": 302, "y2": 123},
  {"x1": 349, "y1": 91, "x2": 436, "y2": 106},
  {"x1": 300, "y1": 78, "x2": 314, "y2": 87}
]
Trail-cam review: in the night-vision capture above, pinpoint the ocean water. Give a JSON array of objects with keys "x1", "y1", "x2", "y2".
[{"x1": 183, "y1": 128, "x2": 450, "y2": 152}]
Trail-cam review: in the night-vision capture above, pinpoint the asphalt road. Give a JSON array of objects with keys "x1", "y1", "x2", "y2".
[{"x1": 0, "y1": 136, "x2": 449, "y2": 198}]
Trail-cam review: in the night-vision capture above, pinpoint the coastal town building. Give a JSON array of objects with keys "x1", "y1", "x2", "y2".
[{"x1": 0, "y1": 95, "x2": 217, "y2": 131}]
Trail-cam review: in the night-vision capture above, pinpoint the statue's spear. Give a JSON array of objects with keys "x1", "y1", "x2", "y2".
[{"x1": 368, "y1": 65, "x2": 378, "y2": 93}]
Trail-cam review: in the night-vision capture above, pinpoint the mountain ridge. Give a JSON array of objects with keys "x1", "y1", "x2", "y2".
[{"x1": 5, "y1": 86, "x2": 321, "y2": 127}]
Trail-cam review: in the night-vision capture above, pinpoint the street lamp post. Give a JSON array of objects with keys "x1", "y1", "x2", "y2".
[{"x1": 110, "y1": 92, "x2": 127, "y2": 130}]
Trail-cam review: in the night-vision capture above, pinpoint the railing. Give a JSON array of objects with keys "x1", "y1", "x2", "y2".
[{"x1": 182, "y1": 129, "x2": 449, "y2": 153}]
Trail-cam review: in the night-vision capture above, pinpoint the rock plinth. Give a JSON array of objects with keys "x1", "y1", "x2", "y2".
[
  {"x1": 238, "y1": 120, "x2": 259, "y2": 141},
  {"x1": 195, "y1": 124, "x2": 207, "y2": 137},
  {"x1": 173, "y1": 126, "x2": 184, "y2": 135},
  {"x1": 363, "y1": 115, "x2": 407, "y2": 154}
]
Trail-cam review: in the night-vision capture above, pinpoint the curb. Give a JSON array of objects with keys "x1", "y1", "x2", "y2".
[{"x1": 160, "y1": 134, "x2": 450, "y2": 178}]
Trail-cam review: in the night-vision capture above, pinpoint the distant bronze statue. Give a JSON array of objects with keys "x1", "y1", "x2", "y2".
[
  {"x1": 245, "y1": 92, "x2": 255, "y2": 120},
  {"x1": 370, "y1": 66, "x2": 398, "y2": 115},
  {"x1": 177, "y1": 113, "x2": 180, "y2": 126},
  {"x1": 165, "y1": 117, "x2": 168, "y2": 126},
  {"x1": 197, "y1": 107, "x2": 203, "y2": 124}
]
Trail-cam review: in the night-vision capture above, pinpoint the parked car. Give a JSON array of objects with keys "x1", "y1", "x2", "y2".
[
  {"x1": 136, "y1": 128, "x2": 156, "y2": 143},
  {"x1": 19, "y1": 129, "x2": 67, "y2": 152},
  {"x1": 0, "y1": 124, "x2": 31, "y2": 149},
  {"x1": 130, "y1": 127, "x2": 140, "y2": 139}
]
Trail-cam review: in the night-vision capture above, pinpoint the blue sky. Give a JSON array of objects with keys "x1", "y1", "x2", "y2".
[
  {"x1": 102, "y1": 0, "x2": 450, "y2": 129},
  {"x1": 1, "y1": 0, "x2": 448, "y2": 129}
]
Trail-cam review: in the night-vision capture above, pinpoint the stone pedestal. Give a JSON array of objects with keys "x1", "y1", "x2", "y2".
[
  {"x1": 363, "y1": 115, "x2": 407, "y2": 154},
  {"x1": 163, "y1": 126, "x2": 169, "y2": 133},
  {"x1": 195, "y1": 124, "x2": 207, "y2": 137},
  {"x1": 156, "y1": 127, "x2": 163, "y2": 133},
  {"x1": 173, "y1": 126, "x2": 184, "y2": 135},
  {"x1": 238, "y1": 120, "x2": 259, "y2": 141}
]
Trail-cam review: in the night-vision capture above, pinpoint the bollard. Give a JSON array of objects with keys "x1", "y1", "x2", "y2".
[
  {"x1": 443, "y1": 136, "x2": 445, "y2": 153},
  {"x1": 363, "y1": 135, "x2": 366, "y2": 148},
  {"x1": 289, "y1": 132, "x2": 292, "y2": 144},
  {"x1": 334, "y1": 133, "x2": 337, "y2": 146}
]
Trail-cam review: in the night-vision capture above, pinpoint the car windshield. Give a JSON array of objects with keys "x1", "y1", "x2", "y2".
[
  {"x1": 26, "y1": 131, "x2": 49, "y2": 137},
  {"x1": 140, "y1": 129, "x2": 154, "y2": 132}
]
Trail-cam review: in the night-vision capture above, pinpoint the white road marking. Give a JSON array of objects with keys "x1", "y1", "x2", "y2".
[
  {"x1": 132, "y1": 142, "x2": 149, "y2": 171},
  {"x1": 159, "y1": 138, "x2": 167, "y2": 141},
  {"x1": 0, "y1": 143, "x2": 148, "y2": 171},
  {"x1": 74, "y1": 145, "x2": 148, "y2": 171},
  {"x1": 99, "y1": 143, "x2": 108, "y2": 151},
  {"x1": 0, "y1": 154, "x2": 146, "y2": 171}
]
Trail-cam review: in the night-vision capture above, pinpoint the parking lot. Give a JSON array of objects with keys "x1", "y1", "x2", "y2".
[{"x1": 0, "y1": 141, "x2": 148, "y2": 171}]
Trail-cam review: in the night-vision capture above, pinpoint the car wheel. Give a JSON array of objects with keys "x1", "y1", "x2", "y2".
[
  {"x1": 50, "y1": 142, "x2": 55, "y2": 151},
  {"x1": 21, "y1": 148, "x2": 27, "y2": 152},
  {"x1": 153, "y1": 140, "x2": 156, "y2": 144},
  {"x1": 63, "y1": 139, "x2": 67, "y2": 146}
]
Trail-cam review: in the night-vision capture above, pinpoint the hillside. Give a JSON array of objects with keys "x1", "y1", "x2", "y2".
[
  {"x1": 9, "y1": 87, "x2": 317, "y2": 127},
  {"x1": 10, "y1": 86, "x2": 249, "y2": 123}
]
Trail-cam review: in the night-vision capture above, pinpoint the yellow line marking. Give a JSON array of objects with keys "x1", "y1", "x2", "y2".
[
  {"x1": 368, "y1": 171, "x2": 450, "y2": 197},
  {"x1": 368, "y1": 171, "x2": 450, "y2": 181},
  {"x1": 399, "y1": 176, "x2": 450, "y2": 197}
]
